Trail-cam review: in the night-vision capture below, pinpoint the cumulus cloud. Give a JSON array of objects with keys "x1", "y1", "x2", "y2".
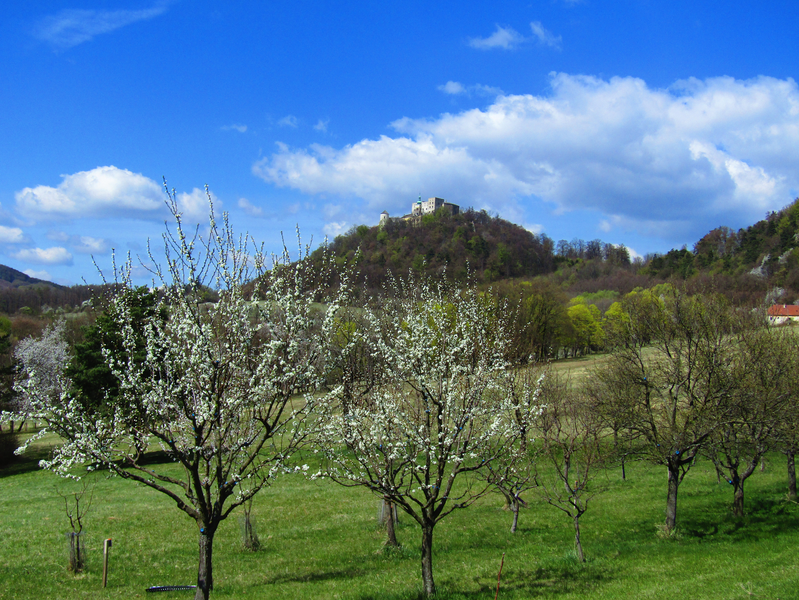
[
  {"x1": 530, "y1": 21, "x2": 562, "y2": 50},
  {"x1": 34, "y1": 2, "x2": 170, "y2": 50},
  {"x1": 0, "y1": 225, "x2": 26, "y2": 244},
  {"x1": 16, "y1": 166, "x2": 164, "y2": 221},
  {"x1": 468, "y1": 25, "x2": 525, "y2": 50},
  {"x1": 314, "y1": 119, "x2": 330, "y2": 133},
  {"x1": 238, "y1": 197, "x2": 264, "y2": 217},
  {"x1": 222, "y1": 123, "x2": 247, "y2": 133},
  {"x1": 254, "y1": 74, "x2": 799, "y2": 242},
  {"x1": 176, "y1": 188, "x2": 220, "y2": 222},
  {"x1": 13, "y1": 247, "x2": 73, "y2": 265}
]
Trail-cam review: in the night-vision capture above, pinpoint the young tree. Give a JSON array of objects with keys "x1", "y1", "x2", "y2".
[
  {"x1": 483, "y1": 366, "x2": 545, "y2": 533},
  {"x1": 314, "y1": 273, "x2": 533, "y2": 596},
  {"x1": 594, "y1": 288, "x2": 738, "y2": 533},
  {"x1": 535, "y1": 374, "x2": 607, "y2": 562},
  {"x1": 708, "y1": 323, "x2": 794, "y2": 516},
  {"x1": 10, "y1": 189, "x2": 349, "y2": 600}
]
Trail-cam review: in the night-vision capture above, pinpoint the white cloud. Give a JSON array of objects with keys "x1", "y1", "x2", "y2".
[
  {"x1": 34, "y1": 2, "x2": 170, "y2": 50},
  {"x1": 74, "y1": 236, "x2": 110, "y2": 254},
  {"x1": 46, "y1": 231, "x2": 110, "y2": 254},
  {"x1": 176, "y1": 188, "x2": 220, "y2": 222},
  {"x1": 439, "y1": 81, "x2": 467, "y2": 95},
  {"x1": 530, "y1": 21, "x2": 562, "y2": 50},
  {"x1": 254, "y1": 74, "x2": 799, "y2": 242},
  {"x1": 16, "y1": 166, "x2": 164, "y2": 221},
  {"x1": 323, "y1": 221, "x2": 349, "y2": 238},
  {"x1": 438, "y1": 81, "x2": 504, "y2": 98},
  {"x1": 13, "y1": 247, "x2": 73, "y2": 265},
  {"x1": 474, "y1": 84, "x2": 505, "y2": 97},
  {"x1": 23, "y1": 269, "x2": 52, "y2": 281},
  {"x1": 314, "y1": 119, "x2": 329, "y2": 133},
  {"x1": 0, "y1": 225, "x2": 26, "y2": 244},
  {"x1": 238, "y1": 197, "x2": 264, "y2": 217},
  {"x1": 323, "y1": 204, "x2": 343, "y2": 219},
  {"x1": 278, "y1": 115, "x2": 299, "y2": 128},
  {"x1": 222, "y1": 123, "x2": 247, "y2": 133},
  {"x1": 468, "y1": 25, "x2": 525, "y2": 50},
  {"x1": 524, "y1": 223, "x2": 544, "y2": 235}
]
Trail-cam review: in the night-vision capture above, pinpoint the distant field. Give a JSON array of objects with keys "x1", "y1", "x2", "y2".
[{"x1": 2, "y1": 352, "x2": 798, "y2": 600}]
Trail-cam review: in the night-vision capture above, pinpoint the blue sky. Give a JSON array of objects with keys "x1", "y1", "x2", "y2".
[{"x1": 2, "y1": 1, "x2": 799, "y2": 285}]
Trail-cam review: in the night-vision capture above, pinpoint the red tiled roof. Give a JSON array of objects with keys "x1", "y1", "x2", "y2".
[{"x1": 768, "y1": 304, "x2": 799, "y2": 317}]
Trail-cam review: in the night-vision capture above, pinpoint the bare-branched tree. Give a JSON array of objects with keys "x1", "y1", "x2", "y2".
[
  {"x1": 708, "y1": 321, "x2": 796, "y2": 516},
  {"x1": 594, "y1": 288, "x2": 739, "y2": 533},
  {"x1": 535, "y1": 373, "x2": 608, "y2": 562}
]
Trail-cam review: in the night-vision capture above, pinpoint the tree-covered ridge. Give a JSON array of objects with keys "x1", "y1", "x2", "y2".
[
  {"x1": 319, "y1": 208, "x2": 556, "y2": 287},
  {"x1": 646, "y1": 198, "x2": 799, "y2": 291},
  {"x1": 0, "y1": 264, "x2": 55, "y2": 289}
]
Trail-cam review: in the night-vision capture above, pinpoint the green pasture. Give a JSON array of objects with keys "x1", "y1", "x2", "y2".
[{"x1": 2, "y1": 425, "x2": 799, "y2": 600}]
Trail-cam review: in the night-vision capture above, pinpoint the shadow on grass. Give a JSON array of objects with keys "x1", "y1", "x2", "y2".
[
  {"x1": 264, "y1": 565, "x2": 368, "y2": 585},
  {"x1": 351, "y1": 555, "x2": 613, "y2": 600},
  {"x1": 0, "y1": 445, "x2": 52, "y2": 478},
  {"x1": 0, "y1": 446, "x2": 179, "y2": 479},
  {"x1": 679, "y1": 485, "x2": 799, "y2": 543}
]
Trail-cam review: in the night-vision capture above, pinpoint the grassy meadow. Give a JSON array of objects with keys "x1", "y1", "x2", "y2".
[{"x1": 2, "y1": 356, "x2": 799, "y2": 600}]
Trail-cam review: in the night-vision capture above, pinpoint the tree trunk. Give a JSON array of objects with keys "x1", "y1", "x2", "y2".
[
  {"x1": 573, "y1": 515, "x2": 585, "y2": 562},
  {"x1": 385, "y1": 500, "x2": 399, "y2": 547},
  {"x1": 615, "y1": 430, "x2": 626, "y2": 481},
  {"x1": 195, "y1": 528, "x2": 215, "y2": 600},
  {"x1": 732, "y1": 482, "x2": 745, "y2": 517},
  {"x1": 665, "y1": 463, "x2": 680, "y2": 533},
  {"x1": 510, "y1": 499, "x2": 519, "y2": 533},
  {"x1": 420, "y1": 525, "x2": 435, "y2": 597},
  {"x1": 730, "y1": 470, "x2": 745, "y2": 517},
  {"x1": 787, "y1": 450, "x2": 797, "y2": 501}
]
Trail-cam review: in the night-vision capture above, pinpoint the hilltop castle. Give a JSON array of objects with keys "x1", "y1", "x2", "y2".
[{"x1": 380, "y1": 197, "x2": 460, "y2": 225}]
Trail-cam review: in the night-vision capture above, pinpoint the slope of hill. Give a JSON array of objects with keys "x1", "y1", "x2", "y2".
[
  {"x1": 318, "y1": 208, "x2": 556, "y2": 288},
  {"x1": 639, "y1": 197, "x2": 799, "y2": 302},
  {"x1": 0, "y1": 264, "x2": 56, "y2": 289},
  {"x1": 0, "y1": 264, "x2": 104, "y2": 315}
]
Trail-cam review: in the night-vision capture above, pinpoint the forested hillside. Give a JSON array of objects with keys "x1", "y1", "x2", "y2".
[
  {"x1": 316, "y1": 208, "x2": 557, "y2": 288},
  {"x1": 0, "y1": 265, "x2": 99, "y2": 314}
]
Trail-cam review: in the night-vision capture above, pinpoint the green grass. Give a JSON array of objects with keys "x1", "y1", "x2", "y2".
[{"x1": 2, "y1": 429, "x2": 799, "y2": 600}]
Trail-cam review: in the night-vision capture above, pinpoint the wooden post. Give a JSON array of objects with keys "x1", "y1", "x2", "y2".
[
  {"x1": 494, "y1": 552, "x2": 505, "y2": 600},
  {"x1": 102, "y1": 538, "x2": 112, "y2": 588}
]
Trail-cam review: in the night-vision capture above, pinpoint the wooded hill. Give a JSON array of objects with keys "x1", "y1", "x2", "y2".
[
  {"x1": 5, "y1": 197, "x2": 799, "y2": 315},
  {"x1": 0, "y1": 264, "x2": 97, "y2": 315},
  {"x1": 315, "y1": 208, "x2": 557, "y2": 289},
  {"x1": 315, "y1": 198, "x2": 799, "y2": 307}
]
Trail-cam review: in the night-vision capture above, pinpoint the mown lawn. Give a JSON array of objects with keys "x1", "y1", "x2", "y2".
[{"x1": 1, "y1": 426, "x2": 798, "y2": 600}]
